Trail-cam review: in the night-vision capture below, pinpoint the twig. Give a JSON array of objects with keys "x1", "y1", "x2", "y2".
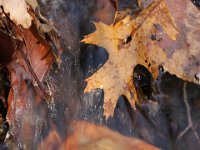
[
  {"x1": 1, "y1": 6, "x2": 16, "y2": 27},
  {"x1": 17, "y1": 40, "x2": 50, "y2": 100},
  {"x1": 1, "y1": 6, "x2": 51, "y2": 101},
  {"x1": 177, "y1": 82, "x2": 200, "y2": 144}
]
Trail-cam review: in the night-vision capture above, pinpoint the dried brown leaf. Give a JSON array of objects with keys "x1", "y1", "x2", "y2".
[
  {"x1": 25, "y1": 0, "x2": 38, "y2": 11},
  {"x1": 0, "y1": 0, "x2": 34, "y2": 28},
  {"x1": 82, "y1": 0, "x2": 178, "y2": 118}
]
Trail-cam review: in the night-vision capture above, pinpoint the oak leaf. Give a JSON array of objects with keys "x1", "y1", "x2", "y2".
[{"x1": 82, "y1": 0, "x2": 179, "y2": 118}]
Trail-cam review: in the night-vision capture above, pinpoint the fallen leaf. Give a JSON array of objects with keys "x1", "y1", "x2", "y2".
[
  {"x1": 161, "y1": 0, "x2": 200, "y2": 83},
  {"x1": 93, "y1": 0, "x2": 117, "y2": 25},
  {"x1": 82, "y1": 0, "x2": 178, "y2": 118},
  {"x1": 0, "y1": 0, "x2": 33, "y2": 28},
  {"x1": 0, "y1": 0, "x2": 52, "y2": 34},
  {"x1": 25, "y1": 0, "x2": 38, "y2": 11},
  {"x1": 38, "y1": 128, "x2": 62, "y2": 150},
  {"x1": 63, "y1": 121, "x2": 159, "y2": 150},
  {"x1": 37, "y1": 121, "x2": 159, "y2": 150},
  {"x1": 7, "y1": 26, "x2": 54, "y2": 124}
]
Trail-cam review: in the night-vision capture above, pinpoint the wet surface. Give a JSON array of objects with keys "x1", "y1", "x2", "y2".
[
  {"x1": 80, "y1": 45, "x2": 108, "y2": 78},
  {"x1": 0, "y1": 0, "x2": 200, "y2": 149},
  {"x1": 133, "y1": 64, "x2": 153, "y2": 102}
]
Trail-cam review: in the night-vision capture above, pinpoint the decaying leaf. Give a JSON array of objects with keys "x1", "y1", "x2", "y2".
[
  {"x1": 93, "y1": 0, "x2": 117, "y2": 25},
  {"x1": 25, "y1": 0, "x2": 38, "y2": 11},
  {"x1": 0, "y1": 0, "x2": 53, "y2": 35},
  {"x1": 162, "y1": 0, "x2": 200, "y2": 82},
  {"x1": 7, "y1": 26, "x2": 54, "y2": 124},
  {"x1": 82, "y1": 0, "x2": 178, "y2": 118},
  {"x1": 39, "y1": 121, "x2": 159, "y2": 150},
  {"x1": 0, "y1": 0, "x2": 34, "y2": 28}
]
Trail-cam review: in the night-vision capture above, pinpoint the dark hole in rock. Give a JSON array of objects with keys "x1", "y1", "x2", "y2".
[
  {"x1": 151, "y1": 34, "x2": 157, "y2": 40},
  {"x1": 133, "y1": 64, "x2": 153, "y2": 101},
  {"x1": 126, "y1": 36, "x2": 132, "y2": 44}
]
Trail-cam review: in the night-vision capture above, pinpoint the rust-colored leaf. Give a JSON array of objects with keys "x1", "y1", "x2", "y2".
[
  {"x1": 40, "y1": 121, "x2": 159, "y2": 150},
  {"x1": 7, "y1": 26, "x2": 54, "y2": 123},
  {"x1": 65, "y1": 122, "x2": 159, "y2": 150}
]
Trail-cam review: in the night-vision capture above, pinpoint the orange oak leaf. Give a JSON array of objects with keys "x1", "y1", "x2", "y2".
[{"x1": 82, "y1": 0, "x2": 179, "y2": 118}]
